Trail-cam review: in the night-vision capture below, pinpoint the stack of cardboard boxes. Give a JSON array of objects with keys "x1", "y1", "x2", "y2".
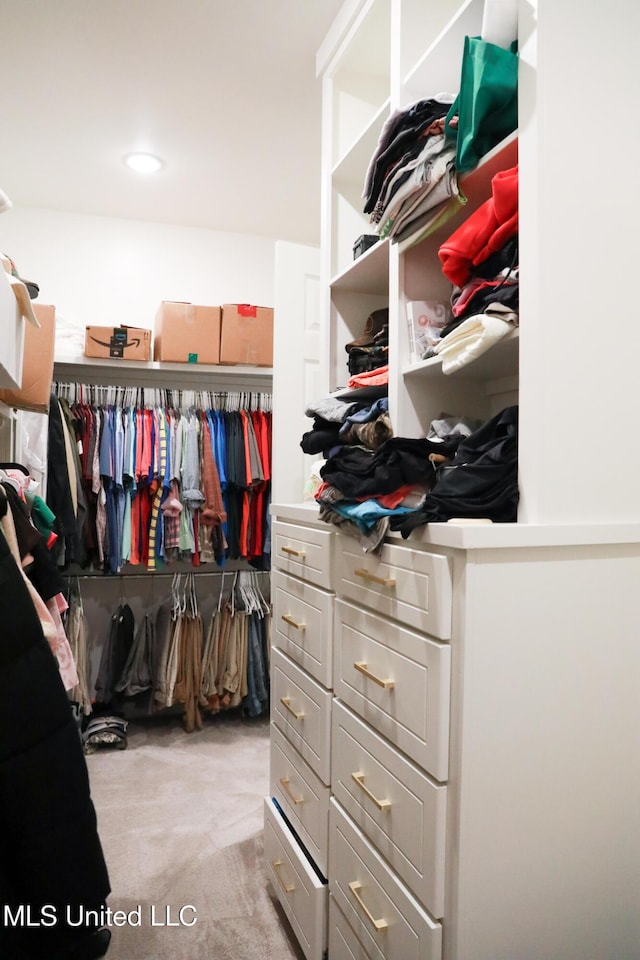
[
  {"x1": 0, "y1": 300, "x2": 274, "y2": 416},
  {"x1": 84, "y1": 302, "x2": 274, "y2": 366}
]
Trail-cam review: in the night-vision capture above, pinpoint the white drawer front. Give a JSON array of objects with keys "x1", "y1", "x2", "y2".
[
  {"x1": 273, "y1": 520, "x2": 333, "y2": 590},
  {"x1": 272, "y1": 569, "x2": 333, "y2": 687},
  {"x1": 332, "y1": 700, "x2": 446, "y2": 918},
  {"x1": 334, "y1": 600, "x2": 450, "y2": 781},
  {"x1": 329, "y1": 896, "x2": 373, "y2": 960},
  {"x1": 336, "y1": 538, "x2": 452, "y2": 640},
  {"x1": 271, "y1": 647, "x2": 332, "y2": 785},
  {"x1": 270, "y1": 722, "x2": 330, "y2": 878},
  {"x1": 329, "y1": 800, "x2": 442, "y2": 960},
  {"x1": 264, "y1": 797, "x2": 327, "y2": 960}
]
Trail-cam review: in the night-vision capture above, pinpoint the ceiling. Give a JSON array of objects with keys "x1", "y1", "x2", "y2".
[{"x1": 0, "y1": 0, "x2": 345, "y2": 247}]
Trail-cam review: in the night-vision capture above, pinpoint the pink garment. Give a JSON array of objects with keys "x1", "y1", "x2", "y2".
[
  {"x1": 347, "y1": 364, "x2": 389, "y2": 389},
  {"x1": 46, "y1": 597, "x2": 79, "y2": 691}
]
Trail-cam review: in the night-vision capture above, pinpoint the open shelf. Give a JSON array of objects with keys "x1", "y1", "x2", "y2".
[
  {"x1": 402, "y1": 327, "x2": 519, "y2": 381},
  {"x1": 53, "y1": 356, "x2": 273, "y2": 392},
  {"x1": 330, "y1": 237, "x2": 389, "y2": 295}
]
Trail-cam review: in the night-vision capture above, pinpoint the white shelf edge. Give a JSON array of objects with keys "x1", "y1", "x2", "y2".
[
  {"x1": 53, "y1": 356, "x2": 273, "y2": 390},
  {"x1": 402, "y1": 328, "x2": 519, "y2": 381},
  {"x1": 331, "y1": 97, "x2": 391, "y2": 183},
  {"x1": 330, "y1": 237, "x2": 389, "y2": 292},
  {"x1": 270, "y1": 502, "x2": 640, "y2": 551}
]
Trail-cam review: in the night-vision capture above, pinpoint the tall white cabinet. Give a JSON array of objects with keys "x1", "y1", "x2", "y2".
[{"x1": 267, "y1": 2, "x2": 640, "y2": 959}]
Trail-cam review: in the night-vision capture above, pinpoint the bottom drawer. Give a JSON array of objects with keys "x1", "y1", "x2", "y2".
[
  {"x1": 330, "y1": 895, "x2": 374, "y2": 959},
  {"x1": 329, "y1": 799, "x2": 442, "y2": 960},
  {"x1": 264, "y1": 797, "x2": 327, "y2": 960}
]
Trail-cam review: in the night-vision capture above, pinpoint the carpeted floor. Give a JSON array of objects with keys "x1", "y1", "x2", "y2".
[{"x1": 86, "y1": 713, "x2": 305, "y2": 960}]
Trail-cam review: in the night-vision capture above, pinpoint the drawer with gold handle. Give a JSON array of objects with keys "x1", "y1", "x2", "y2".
[
  {"x1": 330, "y1": 800, "x2": 442, "y2": 960},
  {"x1": 272, "y1": 648, "x2": 332, "y2": 786},
  {"x1": 280, "y1": 776, "x2": 305, "y2": 805},
  {"x1": 353, "y1": 660, "x2": 394, "y2": 689},
  {"x1": 335, "y1": 600, "x2": 451, "y2": 781},
  {"x1": 270, "y1": 723, "x2": 330, "y2": 877},
  {"x1": 273, "y1": 569, "x2": 333, "y2": 687},
  {"x1": 337, "y1": 538, "x2": 452, "y2": 640},
  {"x1": 332, "y1": 700, "x2": 447, "y2": 918},
  {"x1": 264, "y1": 797, "x2": 328, "y2": 960},
  {"x1": 272, "y1": 858, "x2": 295, "y2": 893},
  {"x1": 348, "y1": 881, "x2": 389, "y2": 931},
  {"x1": 351, "y1": 772, "x2": 392, "y2": 812},
  {"x1": 273, "y1": 520, "x2": 334, "y2": 590},
  {"x1": 281, "y1": 613, "x2": 306, "y2": 630},
  {"x1": 280, "y1": 696, "x2": 305, "y2": 721}
]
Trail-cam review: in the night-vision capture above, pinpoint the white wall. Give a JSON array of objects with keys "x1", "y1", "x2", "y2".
[{"x1": 0, "y1": 205, "x2": 276, "y2": 357}]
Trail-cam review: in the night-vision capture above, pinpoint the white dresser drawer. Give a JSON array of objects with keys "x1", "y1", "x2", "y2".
[
  {"x1": 273, "y1": 520, "x2": 333, "y2": 590},
  {"x1": 333, "y1": 600, "x2": 451, "y2": 781},
  {"x1": 270, "y1": 722, "x2": 330, "y2": 878},
  {"x1": 336, "y1": 538, "x2": 452, "y2": 640},
  {"x1": 264, "y1": 797, "x2": 327, "y2": 960},
  {"x1": 272, "y1": 569, "x2": 333, "y2": 688},
  {"x1": 329, "y1": 800, "x2": 442, "y2": 960},
  {"x1": 329, "y1": 896, "x2": 373, "y2": 959},
  {"x1": 331, "y1": 700, "x2": 446, "y2": 918},
  {"x1": 271, "y1": 648, "x2": 332, "y2": 786}
]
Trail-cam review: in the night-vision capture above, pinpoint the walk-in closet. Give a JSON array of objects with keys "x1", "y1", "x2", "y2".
[{"x1": 2, "y1": 1, "x2": 639, "y2": 960}]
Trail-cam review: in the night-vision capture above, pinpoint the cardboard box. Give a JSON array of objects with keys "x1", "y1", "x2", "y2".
[
  {"x1": 154, "y1": 302, "x2": 221, "y2": 364},
  {"x1": 84, "y1": 325, "x2": 151, "y2": 361},
  {"x1": 220, "y1": 304, "x2": 274, "y2": 366},
  {"x1": 0, "y1": 304, "x2": 56, "y2": 413}
]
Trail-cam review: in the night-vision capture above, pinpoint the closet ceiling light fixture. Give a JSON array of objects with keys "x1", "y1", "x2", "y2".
[{"x1": 123, "y1": 152, "x2": 165, "y2": 174}]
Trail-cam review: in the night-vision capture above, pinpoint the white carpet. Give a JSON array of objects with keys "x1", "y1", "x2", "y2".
[{"x1": 86, "y1": 713, "x2": 305, "y2": 960}]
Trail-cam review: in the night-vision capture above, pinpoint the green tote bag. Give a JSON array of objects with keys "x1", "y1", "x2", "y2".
[{"x1": 445, "y1": 35, "x2": 518, "y2": 174}]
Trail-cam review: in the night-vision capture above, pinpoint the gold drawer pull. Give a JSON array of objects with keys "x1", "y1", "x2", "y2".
[
  {"x1": 351, "y1": 772, "x2": 391, "y2": 811},
  {"x1": 282, "y1": 545, "x2": 306, "y2": 558},
  {"x1": 348, "y1": 881, "x2": 388, "y2": 931},
  {"x1": 354, "y1": 567, "x2": 396, "y2": 588},
  {"x1": 280, "y1": 696, "x2": 305, "y2": 720},
  {"x1": 279, "y1": 777, "x2": 305, "y2": 805},
  {"x1": 272, "y1": 858, "x2": 295, "y2": 894},
  {"x1": 354, "y1": 661, "x2": 395, "y2": 689},
  {"x1": 281, "y1": 613, "x2": 306, "y2": 631}
]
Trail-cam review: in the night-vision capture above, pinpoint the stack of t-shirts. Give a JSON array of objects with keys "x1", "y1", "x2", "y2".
[
  {"x1": 362, "y1": 94, "x2": 466, "y2": 244},
  {"x1": 434, "y1": 165, "x2": 519, "y2": 372}
]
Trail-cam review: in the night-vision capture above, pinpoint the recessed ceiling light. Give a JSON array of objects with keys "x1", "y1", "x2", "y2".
[{"x1": 123, "y1": 152, "x2": 165, "y2": 174}]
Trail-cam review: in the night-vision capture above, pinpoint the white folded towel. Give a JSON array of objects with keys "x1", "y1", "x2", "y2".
[{"x1": 434, "y1": 313, "x2": 512, "y2": 374}]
